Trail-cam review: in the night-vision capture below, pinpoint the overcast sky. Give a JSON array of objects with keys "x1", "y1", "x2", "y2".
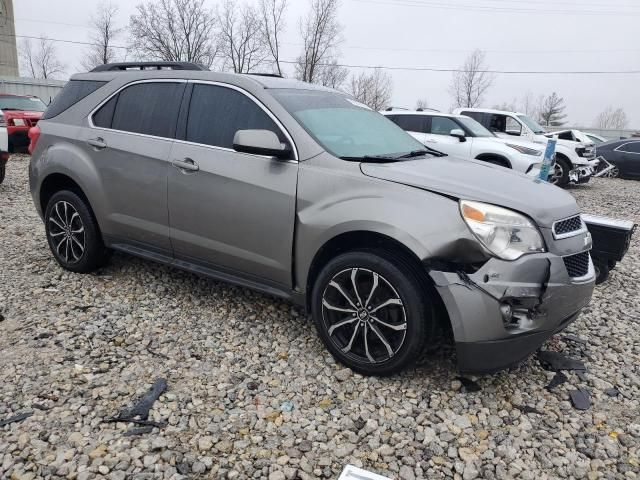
[{"x1": 14, "y1": 0, "x2": 640, "y2": 127}]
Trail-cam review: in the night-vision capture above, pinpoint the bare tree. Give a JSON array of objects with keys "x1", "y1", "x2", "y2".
[
  {"x1": 415, "y1": 98, "x2": 429, "y2": 110},
  {"x1": 316, "y1": 59, "x2": 348, "y2": 89},
  {"x1": 492, "y1": 101, "x2": 517, "y2": 112},
  {"x1": 130, "y1": 0, "x2": 218, "y2": 68},
  {"x1": 595, "y1": 107, "x2": 628, "y2": 130},
  {"x1": 217, "y1": 0, "x2": 269, "y2": 73},
  {"x1": 295, "y1": 0, "x2": 343, "y2": 84},
  {"x1": 260, "y1": 0, "x2": 287, "y2": 76},
  {"x1": 348, "y1": 68, "x2": 393, "y2": 111},
  {"x1": 520, "y1": 91, "x2": 536, "y2": 116},
  {"x1": 450, "y1": 49, "x2": 493, "y2": 108},
  {"x1": 19, "y1": 37, "x2": 65, "y2": 79},
  {"x1": 537, "y1": 92, "x2": 567, "y2": 126},
  {"x1": 81, "y1": 3, "x2": 123, "y2": 71}
]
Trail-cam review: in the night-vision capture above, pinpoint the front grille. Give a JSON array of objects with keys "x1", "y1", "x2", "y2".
[
  {"x1": 554, "y1": 215, "x2": 583, "y2": 236},
  {"x1": 563, "y1": 251, "x2": 590, "y2": 278}
]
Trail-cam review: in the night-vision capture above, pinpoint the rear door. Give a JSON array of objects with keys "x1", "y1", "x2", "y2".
[
  {"x1": 83, "y1": 80, "x2": 186, "y2": 253},
  {"x1": 386, "y1": 114, "x2": 427, "y2": 144},
  {"x1": 167, "y1": 82, "x2": 298, "y2": 287},
  {"x1": 426, "y1": 116, "x2": 472, "y2": 158}
]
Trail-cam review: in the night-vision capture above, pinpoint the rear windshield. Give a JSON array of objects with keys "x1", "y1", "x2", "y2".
[
  {"x1": 42, "y1": 80, "x2": 107, "y2": 120},
  {"x1": 0, "y1": 96, "x2": 47, "y2": 112}
]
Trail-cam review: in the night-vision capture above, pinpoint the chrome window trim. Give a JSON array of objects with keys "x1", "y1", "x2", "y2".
[
  {"x1": 614, "y1": 142, "x2": 640, "y2": 155},
  {"x1": 552, "y1": 214, "x2": 588, "y2": 240},
  {"x1": 86, "y1": 78, "x2": 299, "y2": 162}
]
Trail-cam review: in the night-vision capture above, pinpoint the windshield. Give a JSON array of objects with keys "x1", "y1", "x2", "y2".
[
  {"x1": 456, "y1": 116, "x2": 495, "y2": 138},
  {"x1": 0, "y1": 96, "x2": 47, "y2": 112},
  {"x1": 518, "y1": 115, "x2": 546, "y2": 134},
  {"x1": 271, "y1": 89, "x2": 426, "y2": 159}
]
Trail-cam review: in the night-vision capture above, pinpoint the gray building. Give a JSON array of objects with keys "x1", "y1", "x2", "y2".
[{"x1": 0, "y1": 0, "x2": 19, "y2": 77}]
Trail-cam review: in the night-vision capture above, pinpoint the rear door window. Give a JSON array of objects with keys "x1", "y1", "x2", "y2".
[
  {"x1": 388, "y1": 115, "x2": 426, "y2": 133},
  {"x1": 460, "y1": 111, "x2": 485, "y2": 125},
  {"x1": 185, "y1": 83, "x2": 285, "y2": 149},
  {"x1": 619, "y1": 142, "x2": 640, "y2": 154},
  {"x1": 107, "y1": 82, "x2": 185, "y2": 138},
  {"x1": 42, "y1": 80, "x2": 106, "y2": 120}
]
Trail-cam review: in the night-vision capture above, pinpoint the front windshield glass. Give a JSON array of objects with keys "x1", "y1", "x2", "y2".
[
  {"x1": 456, "y1": 116, "x2": 495, "y2": 138},
  {"x1": 0, "y1": 96, "x2": 47, "y2": 112},
  {"x1": 271, "y1": 89, "x2": 426, "y2": 159},
  {"x1": 518, "y1": 115, "x2": 546, "y2": 134}
]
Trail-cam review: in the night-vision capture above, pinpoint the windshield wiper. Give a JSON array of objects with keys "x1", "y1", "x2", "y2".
[
  {"x1": 396, "y1": 148, "x2": 447, "y2": 159},
  {"x1": 339, "y1": 155, "x2": 401, "y2": 163}
]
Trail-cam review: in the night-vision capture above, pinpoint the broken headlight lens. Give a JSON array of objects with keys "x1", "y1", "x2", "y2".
[{"x1": 459, "y1": 200, "x2": 545, "y2": 260}]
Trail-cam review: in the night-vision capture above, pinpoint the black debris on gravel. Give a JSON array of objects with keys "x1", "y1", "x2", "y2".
[
  {"x1": 514, "y1": 404, "x2": 544, "y2": 415},
  {"x1": 546, "y1": 371, "x2": 568, "y2": 390},
  {"x1": 605, "y1": 388, "x2": 620, "y2": 397},
  {"x1": 538, "y1": 350, "x2": 587, "y2": 372},
  {"x1": 107, "y1": 378, "x2": 168, "y2": 426},
  {"x1": 123, "y1": 426, "x2": 154, "y2": 436},
  {"x1": 0, "y1": 411, "x2": 34, "y2": 427},
  {"x1": 570, "y1": 389, "x2": 591, "y2": 410},
  {"x1": 457, "y1": 377, "x2": 482, "y2": 393},
  {"x1": 562, "y1": 334, "x2": 588, "y2": 345}
]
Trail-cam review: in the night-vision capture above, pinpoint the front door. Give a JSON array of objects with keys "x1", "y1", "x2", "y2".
[
  {"x1": 425, "y1": 116, "x2": 472, "y2": 158},
  {"x1": 81, "y1": 80, "x2": 186, "y2": 252},
  {"x1": 168, "y1": 82, "x2": 298, "y2": 287}
]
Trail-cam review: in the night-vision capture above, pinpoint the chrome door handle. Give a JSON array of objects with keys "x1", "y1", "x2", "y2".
[
  {"x1": 87, "y1": 137, "x2": 107, "y2": 149},
  {"x1": 172, "y1": 158, "x2": 199, "y2": 172}
]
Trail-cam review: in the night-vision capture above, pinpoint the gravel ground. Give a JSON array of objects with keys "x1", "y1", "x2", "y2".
[{"x1": 1, "y1": 154, "x2": 639, "y2": 480}]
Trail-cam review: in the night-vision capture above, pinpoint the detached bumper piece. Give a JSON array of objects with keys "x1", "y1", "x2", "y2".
[
  {"x1": 583, "y1": 214, "x2": 636, "y2": 284},
  {"x1": 429, "y1": 253, "x2": 595, "y2": 374}
]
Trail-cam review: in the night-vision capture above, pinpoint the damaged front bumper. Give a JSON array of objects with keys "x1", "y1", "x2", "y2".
[
  {"x1": 429, "y1": 252, "x2": 595, "y2": 373},
  {"x1": 569, "y1": 159, "x2": 600, "y2": 183}
]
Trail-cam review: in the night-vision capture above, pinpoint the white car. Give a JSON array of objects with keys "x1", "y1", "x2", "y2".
[
  {"x1": 545, "y1": 129, "x2": 607, "y2": 145},
  {"x1": 453, "y1": 108, "x2": 599, "y2": 187},
  {"x1": 381, "y1": 110, "x2": 548, "y2": 178}
]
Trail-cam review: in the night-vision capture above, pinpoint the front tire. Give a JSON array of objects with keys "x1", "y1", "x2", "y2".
[
  {"x1": 550, "y1": 156, "x2": 571, "y2": 187},
  {"x1": 311, "y1": 250, "x2": 435, "y2": 376},
  {"x1": 44, "y1": 190, "x2": 110, "y2": 273}
]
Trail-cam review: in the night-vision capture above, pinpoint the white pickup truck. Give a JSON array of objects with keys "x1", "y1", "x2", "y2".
[{"x1": 453, "y1": 108, "x2": 599, "y2": 187}]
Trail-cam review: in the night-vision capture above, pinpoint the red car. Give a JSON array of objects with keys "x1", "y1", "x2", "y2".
[{"x1": 0, "y1": 94, "x2": 47, "y2": 153}]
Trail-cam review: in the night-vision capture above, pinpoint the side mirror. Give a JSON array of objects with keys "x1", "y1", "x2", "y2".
[
  {"x1": 450, "y1": 128, "x2": 466, "y2": 142},
  {"x1": 233, "y1": 129, "x2": 292, "y2": 159}
]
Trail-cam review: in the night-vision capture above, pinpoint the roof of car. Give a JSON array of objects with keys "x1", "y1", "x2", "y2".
[
  {"x1": 72, "y1": 69, "x2": 342, "y2": 94},
  {"x1": 454, "y1": 107, "x2": 526, "y2": 116},
  {"x1": 380, "y1": 110, "x2": 462, "y2": 118}
]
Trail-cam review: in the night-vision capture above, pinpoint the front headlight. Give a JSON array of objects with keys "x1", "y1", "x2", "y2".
[
  {"x1": 12, "y1": 119, "x2": 25, "y2": 126},
  {"x1": 506, "y1": 143, "x2": 542, "y2": 156},
  {"x1": 460, "y1": 200, "x2": 545, "y2": 260}
]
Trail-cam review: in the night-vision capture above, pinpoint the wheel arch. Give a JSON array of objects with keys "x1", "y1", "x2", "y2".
[
  {"x1": 474, "y1": 153, "x2": 512, "y2": 169},
  {"x1": 304, "y1": 230, "x2": 437, "y2": 311}
]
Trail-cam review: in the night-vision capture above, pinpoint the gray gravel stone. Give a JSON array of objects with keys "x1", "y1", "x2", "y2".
[{"x1": 1, "y1": 157, "x2": 639, "y2": 479}]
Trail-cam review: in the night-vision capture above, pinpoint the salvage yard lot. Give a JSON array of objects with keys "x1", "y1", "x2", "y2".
[{"x1": 1, "y1": 155, "x2": 639, "y2": 479}]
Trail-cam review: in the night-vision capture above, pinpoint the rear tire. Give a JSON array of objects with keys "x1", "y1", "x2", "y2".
[
  {"x1": 44, "y1": 190, "x2": 110, "y2": 273},
  {"x1": 311, "y1": 249, "x2": 436, "y2": 376},
  {"x1": 550, "y1": 156, "x2": 571, "y2": 187},
  {"x1": 593, "y1": 257, "x2": 610, "y2": 285},
  {"x1": 0, "y1": 163, "x2": 5, "y2": 184}
]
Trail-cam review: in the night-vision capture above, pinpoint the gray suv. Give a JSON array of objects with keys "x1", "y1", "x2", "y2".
[{"x1": 29, "y1": 62, "x2": 595, "y2": 376}]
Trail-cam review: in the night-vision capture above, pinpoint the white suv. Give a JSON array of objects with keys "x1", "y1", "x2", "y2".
[
  {"x1": 382, "y1": 110, "x2": 547, "y2": 178},
  {"x1": 453, "y1": 108, "x2": 599, "y2": 187}
]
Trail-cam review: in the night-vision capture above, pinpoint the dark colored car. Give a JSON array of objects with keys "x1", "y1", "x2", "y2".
[
  {"x1": 596, "y1": 139, "x2": 640, "y2": 178},
  {"x1": 0, "y1": 94, "x2": 47, "y2": 152}
]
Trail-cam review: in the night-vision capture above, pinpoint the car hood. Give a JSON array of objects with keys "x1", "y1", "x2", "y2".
[{"x1": 360, "y1": 156, "x2": 580, "y2": 228}]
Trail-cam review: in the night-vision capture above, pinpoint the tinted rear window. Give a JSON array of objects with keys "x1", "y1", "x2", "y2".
[
  {"x1": 42, "y1": 80, "x2": 106, "y2": 120},
  {"x1": 110, "y1": 82, "x2": 185, "y2": 138},
  {"x1": 388, "y1": 115, "x2": 426, "y2": 133}
]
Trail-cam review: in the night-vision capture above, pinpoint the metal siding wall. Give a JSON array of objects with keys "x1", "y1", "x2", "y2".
[{"x1": 0, "y1": 77, "x2": 66, "y2": 105}]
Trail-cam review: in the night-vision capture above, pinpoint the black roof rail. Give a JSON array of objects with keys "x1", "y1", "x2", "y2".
[
  {"x1": 385, "y1": 106, "x2": 409, "y2": 111},
  {"x1": 416, "y1": 107, "x2": 441, "y2": 112},
  {"x1": 91, "y1": 62, "x2": 209, "y2": 72},
  {"x1": 244, "y1": 72, "x2": 284, "y2": 78}
]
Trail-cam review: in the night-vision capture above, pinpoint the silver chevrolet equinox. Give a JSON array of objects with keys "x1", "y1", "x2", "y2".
[{"x1": 29, "y1": 62, "x2": 595, "y2": 376}]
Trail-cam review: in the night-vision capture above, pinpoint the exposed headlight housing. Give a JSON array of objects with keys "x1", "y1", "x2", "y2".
[
  {"x1": 506, "y1": 143, "x2": 542, "y2": 156},
  {"x1": 460, "y1": 200, "x2": 546, "y2": 260},
  {"x1": 12, "y1": 118, "x2": 25, "y2": 126}
]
